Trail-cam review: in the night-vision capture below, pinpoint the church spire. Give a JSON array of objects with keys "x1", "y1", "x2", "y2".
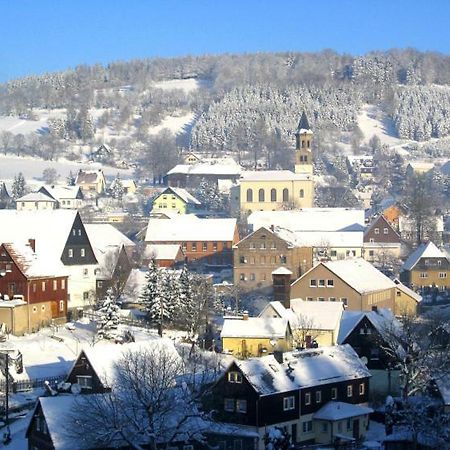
[
  {"x1": 294, "y1": 111, "x2": 313, "y2": 175},
  {"x1": 296, "y1": 111, "x2": 311, "y2": 134}
]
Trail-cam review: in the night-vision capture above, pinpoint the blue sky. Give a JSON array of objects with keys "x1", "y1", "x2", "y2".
[{"x1": 0, "y1": 0, "x2": 449, "y2": 82}]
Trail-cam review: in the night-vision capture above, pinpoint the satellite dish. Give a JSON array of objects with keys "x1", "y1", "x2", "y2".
[
  {"x1": 70, "y1": 383, "x2": 82, "y2": 395},
  {"x1": 360, "y1": 356, "x2": 368, "y2": 365}
]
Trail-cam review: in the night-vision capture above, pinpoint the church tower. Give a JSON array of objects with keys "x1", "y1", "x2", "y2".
[{"x1": 294, "y1": 111, "x2": 313, "y2": 175}]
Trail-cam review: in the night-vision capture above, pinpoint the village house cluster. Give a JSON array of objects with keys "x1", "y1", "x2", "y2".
[{"x1": 1, "y1": 112, "x2": 450, "y2": 449}]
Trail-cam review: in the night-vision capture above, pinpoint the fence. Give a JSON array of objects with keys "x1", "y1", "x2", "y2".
[{"x1": 0, "y1": 374, "x2": 67, "y2": 394}]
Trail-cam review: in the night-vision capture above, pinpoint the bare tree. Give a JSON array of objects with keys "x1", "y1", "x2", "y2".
[
  {"x1": 69, "y1": 344, "x2": 216, "y2": 449},
  {"x1": 292, "y1": 313, "x2": 320, "y2": 349}
]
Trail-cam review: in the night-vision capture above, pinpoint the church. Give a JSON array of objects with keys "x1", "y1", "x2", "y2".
[{"x1": 231, "y1": 111, "x2": 315, "y2": 215}]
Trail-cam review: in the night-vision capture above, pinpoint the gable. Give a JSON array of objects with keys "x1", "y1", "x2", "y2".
[
  {"x1": 364, "y1": 215, "x2": 400, "y2": 243},
  {"x1": 234, "y1": 227, "x2": 290, "y2": 250},
  {"x1": 61, "y1": 213, "x2": 97, "y2": 266}
]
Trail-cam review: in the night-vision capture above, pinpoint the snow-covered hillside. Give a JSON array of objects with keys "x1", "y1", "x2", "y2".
[{"x1": 152, "y1": 78, "x2": 201, "y2": 93}]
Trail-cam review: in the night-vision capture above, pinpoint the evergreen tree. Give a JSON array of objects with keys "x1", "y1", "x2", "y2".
[
  {"x1": 111, "y1": 174, "x2": 125, "y2": 200},
  {"x1": 11, "y1": 172, "x2": 26, "y2": 199},
  {"x1": 96, "y1": 289, "x2": 120, "y2": 339},
  {"x1": 66, "y1": 171, "x2": 76, "y2": 186}
]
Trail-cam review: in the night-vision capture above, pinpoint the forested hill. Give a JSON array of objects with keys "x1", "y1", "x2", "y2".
[{"x1": 1, "y1": 49, "x2": 450, "y2": 175}]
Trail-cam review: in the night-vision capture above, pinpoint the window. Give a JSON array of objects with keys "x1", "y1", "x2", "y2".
[
  {"x1": 383, "y1": 228, "x2": 389, "y2": 234},
  {"x1": 329, "y1": 297, "x2": 336, "y2": 302},
  {"x1": 341, "y1": 298, "x2": 348, "y2": 307},
  {"x1": 41, "y1": 305, "x2": 45, "y2": 311},
  {"x1": 374, "y1": 228, "x2": 379, "y2": 235},
  {"x1": 224, "y1": 398, "x2": 235, "y2": 412},
  {"x1": 347, "y1": 419, "x2": 352, "y2": 431},
  {"x1": 283, "y1": 396, "x2": 295, "y2": 411},
  {"x1": 72, "y1": 229, "x2": 76, "y2": 236},
  {"x1": 246, "y1": 189, "x2": 253, "y2": 202},
  {"x1": 331, "y1": 250, "x2": 337, "y2": 257},
  {"x1": 78, "y1": 229, "x2": 82, "y2": 236},
  {"x1": 322, "y1": 423, "x2": 328, "y2": 433},
  {"x1": 83, "y1": 268, "x2": 88, "y2": 276},
  {"x1": 299, "y1": 189, "x2": 304, "y2": 198},
  {"x1": 370, "y1": 348, "x2": 380, "y2": 360},
  {"x1": 420, "y1": 272, "x2": 428, "y2": 278},
  {"x1": 250, "y1": 273, "x2": 255, "y2": 281},
  {"x1": 77, "y1": 376, "x2": 93, "y2": 389},
  {"x1": 270, "y1": 189, "x2": 277, "y2": 202},
  {"x1": 316, "y1": 391, "x2": 322, "y2": 403},
  {"x1": 359, "y1": 383, "x2": 365, "y2": 395},
  {"x1": 302, "y1": 421, "x2": 313, "y2": 433},
  {"x1": 228, "y1": 371, "x2": 242, "y2": 383},
  {"x1": 280, "y1": 255, "x2": 287, "y2": 264},
  {"x1": 83, "y1": 292, "x2": 89, "y2": 300},
  {"x1": 310, "y1": 279, "x2": 317, "y2": 287},
  {"x1": 240, "y1": 273, "x2": 246, "y2": 281},
  {"x1": 271, "y1": 242, "x2": 277, "y2": 249},
  {"x1": 282, "y1": 188, "x2": 289, "y2": 202},
  {"x1": 236, "y1": 399, "x2": 247, "y2": 413},
  {"x1": 202, "y1": 242, "x2": 208, "y2": 252},
  {"x1": 61, "y1": 279, "x2": 65, "y2": 289},
  {"x1": 59, "y1": 300, "x2": 64, "y2": 312},
  {"x1": 239, "y1": 256, "x2": 247, "y2": 264},
  {"x1": 5, "y1": 264, "x2": 12, "y2": 272},
  {"x1": 317, "y1": 297, "x2": 325, "y2": 302},
  {"x1": 192, "y1": 243, "x2": 197, "y2": 252},
  {"x1": 97, "y1": 281, "x2": 103, "y2": 288},
  {"x1": 318, "y1": 279, "x2": 325, "y2": 287},
  {"x1": 260, "y1": 256, "x2": 266, "y2": 264},
  {"x1": 258, "y1": 189, "x2": 265, "y2": 202},
  {"x1": 331, "y1": 387, "x2": 337, "y2": 400},
  {"x1": 68, "y1": 248, "x2": 73, "y2": 258},
  {"x1": 32, "y1": 283, "x2": 37, "y2": 293},
  {"x1": 249, "y1": 242, "x2": 256, "y2": 250},
  {"x1": 42, "y1": 281, "x2": 46, "y2": 292},
  {"x1": 32, "y1": 306, "x2": 37, "y2": 313},
  {"x1": 260, "y1": 241, "x2": 266, "y2": 250},
  {"x1": 369, "y1": 239, "x2": 374, "y2": 244},
  {"x1": 439, "y1": 272, "x2": 447, "y2": 278},
  {"x1": 305, "y1": 392, "x2": 311, "y2": 405},
  {"x1": 213, "y1": 242, "x2": 218, "y2": 251},
  {"x1": 80, "y1": 248, "x2": 85, "y2": 257},
  {"x1": 347, "y1": 385, "x2": 353, "y2": 397},
  {"x1": 53, "y1": 280, "x2": 57, "y2": 290},
  {"x1": 182, "y1": 242, "x2": 187, "y2": 251},
  {"x1": 327, "y1": 279, "x2": 334, "y2": 287},
  {"x1": 306, "y1": 297, "x2": 313, "y2": 301}
]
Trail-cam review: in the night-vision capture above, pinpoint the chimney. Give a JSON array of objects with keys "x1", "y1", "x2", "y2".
[
  {"x1": 242, "y1": 311, "x2": 249, "y2": 320},
  {"x1": 270, "y1": 224, "x2": 275, "y2": 232},
  {"x1": 372, "y1": 306, "x2": 378, "y2": 313},
  {"x1": 28, "y1": 239, "x2": 36, "y2": 252},
  {"x1": 273, "y1": 350, "x2": 284, "y2": 364},
  {"x1": 272, "y1": 268, "x2": 293, "y2": 309}
]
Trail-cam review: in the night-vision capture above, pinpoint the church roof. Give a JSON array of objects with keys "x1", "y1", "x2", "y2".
[{"x1": 296, "y1": 111, "x2": 311, "y2": 134}]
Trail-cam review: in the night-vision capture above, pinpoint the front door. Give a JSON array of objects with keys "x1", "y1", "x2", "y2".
[{"x1": 353, "y1": 419, "x2": 360, "y2": 439}]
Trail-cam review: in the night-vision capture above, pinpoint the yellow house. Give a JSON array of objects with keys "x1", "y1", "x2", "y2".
[
  {"x1": 152, "y1": 187, "x2": 201, "y2": 214},
  {"x1": 75, "y1": 169, "x2": 106, "y2": 195},
  {"x1": 221, "y1": 314, "x2": 293, "y2": 358},
  {"x1": 259, "y1": 299, "x2": 343, "y2": 347},
  {"x1": 231, "y1": 170, "x2": 314, "y2": 215}
]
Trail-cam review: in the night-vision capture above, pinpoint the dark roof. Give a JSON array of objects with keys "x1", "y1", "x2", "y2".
[{"x1": 296, "y1": 111, "x2": 311, "y2": 133}]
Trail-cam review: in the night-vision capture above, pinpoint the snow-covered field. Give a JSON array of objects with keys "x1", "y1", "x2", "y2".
[
  {"x1": 0, "y1": 109, "x2": 66, "y2": 136},
  {"x1": 148, "y1": 111, "x2": 195, "y2": 136},
  {"x1": 0, "y1": 154, "x2": 132, "y2": 182},
  {"x1": 152, "y1": 78, "x2": 201, "y2": 93}
]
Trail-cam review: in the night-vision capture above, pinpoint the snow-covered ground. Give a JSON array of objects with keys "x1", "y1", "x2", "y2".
[
  {"x1": 0, "y1": 109, "x2": 66, "y2": 136},
  {"x1": 152, "y1": 78, "x2": 201, "y2": 93},
  {"x1": 0, "y1": 154, "x2": 132, "y2": 182},
  {"x1": 148, "y1": 111, "x2": 195, "y2": 136}
]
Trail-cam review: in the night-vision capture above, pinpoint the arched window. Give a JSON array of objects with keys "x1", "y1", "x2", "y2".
[
  {"x1": 258, "y1": 189, "x2": 265, "y2": 202},
  {"x1": 299, "y1": 189, "x2": 304, "y2": 198},
  {"x1": 282, "y1": 188, "x2": 289, "y2": 202},
  {"x1": 270, "y1": 188, "x2": 277, "y2": 202},
  {"x1": 246, "y1": 189, "x2": 253, "y2": 202}
]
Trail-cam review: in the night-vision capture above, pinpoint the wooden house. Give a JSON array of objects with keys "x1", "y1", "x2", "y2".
[{"x1": 206, "y1": 345, "x2": 372, "y2": 448}]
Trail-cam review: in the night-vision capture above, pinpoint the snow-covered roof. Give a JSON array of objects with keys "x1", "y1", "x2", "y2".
[
  {"x1": 3, "y1": 242, "x2": 67, "y2": 278},
  {"x1": 272, "y1": 267, "x2": 293, "y2": 275},
  {"x1": 221, "y1": 317, "x2": 289, "y2": 339},
  {"x1": 239, "y1": 170, "x2": 312, "y2": 182},
  {"x1": 337, "y1": 308, "x2": 399, "y2": 344},
  {"x1": 402, "y1": 241, "x2": 448, "y2": 271},
  {"x1": 75, "y1": 169, "x2": 104, "y2": 184},
  {"x1": 167, "y1": 162, "x2": 241, "y2": 176},
  {"x1": 248, "y1": 208, "x2": 365, "y2": 233},
  {"x1": 319, "y1": 258, "x2": 396, "y2": 294},
  {"x1": 0, "y1": 210, "x2": 79, "y2": 263},
  {"x1": 163, "y1": 187, "x2": 201, "y2": 205},
  {"x1": 145, "y1": 215, "x2": 237, "y2": 242},
  {"x1": 145, "y1": 244, "x2": 182, "y2": 260},
  {"x1": 40, "y1": 184, "x2": 82, "y2": 200},
  {"x1": 275, "y1": 227, "x2": 363, "y2": 248},
  {"x1": 16, "y1": 191, "x2": 56, "y2": 202},
  {"x1": 233, "y1": 344, "x2": 371, "y2": 396},
  {"x1": 85, "y1": 224, "x2": 134, "y2": 250},
  {"x1": 313, "y1": 401, "x2": 373, "y2": 421},
  {"x1": 77, "y1": 338, "x2": 180, "y2": 387},
  {"x1": 407, "y1": 161, "x2": 434, "y2": 172},
  {"x1": 260, "y1": 300, "x2": 344, "y2": 331},
  {"x1": 393, "y1": 278, "x2": 422, "y2": 303}
]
